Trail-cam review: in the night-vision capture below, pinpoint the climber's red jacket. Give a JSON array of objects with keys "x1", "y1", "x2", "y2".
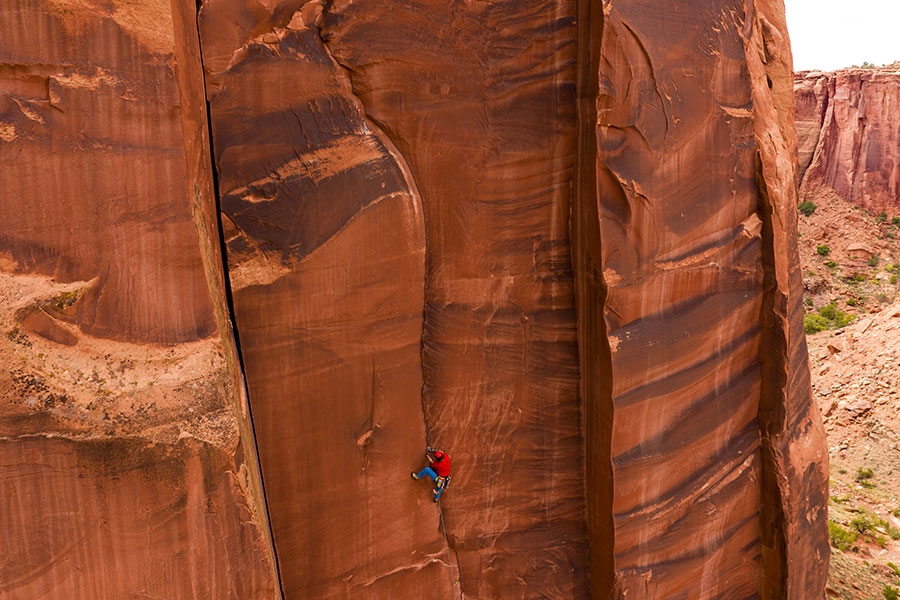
[{"x1": 432, "y1": 452, "x2": 451, "y2": 477}]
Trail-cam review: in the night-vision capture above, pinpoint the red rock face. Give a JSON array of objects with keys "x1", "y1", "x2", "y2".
[
  {"x1": 795, "y1": 68, "x2": 900, "y2": 214},
  {"x1": 2, "y1": 0, "x2": 828, "y2": 597},
  {"x1": 574, "y1": 1, "x2": 828, "y2": 596},
  {"x1": 320, "y1": 2, "x2": 590, "y2": 597},
  {"x1": 0, "y1": 437, "x2": 274, "y2": 599},
  {"x1": 198, "y1": 2, "x2": 452, "y2": 597},
  {"x1": 0, "y1": 0, "x2": 277, "y2": 597}
]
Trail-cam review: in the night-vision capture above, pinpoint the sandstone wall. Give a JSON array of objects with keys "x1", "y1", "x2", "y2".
[
  {"x1": 0, "y1": 0, "x2": 277, "y2": 597},
  {"x1": 1, "y1": 0, "x2": 828, "y2": 598},
  {"x1": 795, "y1": 68, "x2": 900, "y2": 214}
]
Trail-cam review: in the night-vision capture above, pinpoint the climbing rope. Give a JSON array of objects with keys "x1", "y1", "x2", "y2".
[{"x1": 436, "y1": 500, "x2": 464, "y2": 599}]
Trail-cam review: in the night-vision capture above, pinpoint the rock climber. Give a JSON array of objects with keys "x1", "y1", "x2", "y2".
[{"x1": 411, "y1": 447, "x2": 451, "y2": 502}]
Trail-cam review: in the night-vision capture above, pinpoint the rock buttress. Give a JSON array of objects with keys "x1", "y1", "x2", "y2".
[
  {"x1": 572, "y1": 0, "x2": 829, "y2": 597},
  {"x1": 748, "y1": 1, "x2": 830, "y2": 597},
  {"x1": 198, "y1": 1, "x2": 453, "y2": 597},
  {"x1": 0, "y1": 0, "x2": 278, "y2": 597}
]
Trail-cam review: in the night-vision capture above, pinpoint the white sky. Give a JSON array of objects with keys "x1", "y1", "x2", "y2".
[{"x1": 784, "y1": 0, "x2": 900, "y2": 71}]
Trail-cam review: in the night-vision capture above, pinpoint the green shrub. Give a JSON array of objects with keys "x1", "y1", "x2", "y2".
[
  {"x1": 798, "y1": 201, "x2": 817, "y2": 216},
  {"x1": 819, "y1": 302, "x2": 837, "y2": 320},
  {"x1": 888, "y1": 562, "x2": 900, "y2": 578},
  {"x1": 893, "y1": 216, "x2": 900, "y2": 226},
  {"x1": 805, "y1": 297, "x2": 813, "y2": 306},
  {"x1": 857, "y1": 467, "x2": 875, "y2": 481},
  {"x1": 826, "y1": 260, "x2": 837, "y2": 268},
  {"x1": 880, "y1": 211, "x2": 889, "y2": 222},
  {"x1": 834, "y1": 312, "x2": 856, "y2": 328},
  {"x1": 804, "y1": 313, "x2": 829, "y2": 334},
  {"x1": 816, "y1": 245, "x2": 831, "y2": 256},
  {"x1": 851, "y1": 514, "x2": 874, "y2": 533},
  {"x1": 869, "y1": 254, "x2": 880, "y2": 267},
  {"x1": 829, "y1": 520, "x2": 858, "y2": 550},
  {"x1": 885, "y1": 585, "x2": 899, "y2": 600},
  {"x1": 892, "y1": 275, "x2": 898, "y2": 285}
]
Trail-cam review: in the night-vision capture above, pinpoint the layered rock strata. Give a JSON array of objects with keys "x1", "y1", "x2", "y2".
[
  {"x1": 1, "y1": 0, "x2": 829, "y2": 598},
  {"x1": 574, "y1": 1, "x2": 828, "y2": 596},
  {"x1": 198, "y1": 2, "x2": 451, "y2": 597},
  {"x1": 0, "y1": 0, "x2": 277, "y2": 597},
  {"x1": 795, "y1": 67, "x2": 900, "y2": 214}
]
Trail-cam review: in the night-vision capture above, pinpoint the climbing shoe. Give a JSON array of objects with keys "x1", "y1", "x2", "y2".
[{"x1": 410, "y1": 472, "x2": 419, "y2": 480}]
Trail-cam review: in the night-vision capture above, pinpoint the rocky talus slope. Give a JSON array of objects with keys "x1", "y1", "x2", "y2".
[
  {"x1": 797, "y1": 159, "x2": 900, "y2": 600},
  {"x1": 1, "y1": 1, "x2": 828, "y2": 598}
]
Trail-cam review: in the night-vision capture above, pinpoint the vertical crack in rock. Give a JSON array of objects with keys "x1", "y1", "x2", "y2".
[
  {"x1": 198, "y1": 1, "x2": 447, "y2": 596},
  {"x1": 741, "y1": 2, "x2": 830, "y2": 597},
  {"x1": 1, "y1": 0, "x2": 280, "y2": 596},
  {"x1": 573, "y1": 0, "x2": 615, "y2": 597},
  {"x1": 190, "y1": 2, "x2": 285, "y2": 596}
]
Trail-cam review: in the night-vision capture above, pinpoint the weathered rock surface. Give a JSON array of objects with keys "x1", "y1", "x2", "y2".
[
  {"x1": 795, "y1": 67, "x2": 900, "y2": 214},
  {"x1": 2, "y1": 0, "x2": 829, "y2": 598},
  {"x1": 0, "y1": 0, "x2": 277, "y2": 597},
  {"x1": 574, "y1": 1, "x2": 828, "y2": 596},
  {"x1": 198, "y1": 2, "x2": 452, "y2": 597}
]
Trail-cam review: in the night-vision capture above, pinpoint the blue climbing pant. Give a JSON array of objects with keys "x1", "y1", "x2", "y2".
[
  {"x1": 415, "y1": 467, "x2": 447, "y2": 500},
  {"x1": 416, "y1": 466, "x2": 438, "y2": 481}
]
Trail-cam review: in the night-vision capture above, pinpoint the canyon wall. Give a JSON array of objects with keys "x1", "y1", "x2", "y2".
[
  {"x1": 1, "y1": 0, "x2": 828, "y2": 598},
  {"x1": 795, "y1": 67, "x2": 900, "y2": 214},
  {"x1": 0, "y1": 0, "x2": 278, "y2": 597}
]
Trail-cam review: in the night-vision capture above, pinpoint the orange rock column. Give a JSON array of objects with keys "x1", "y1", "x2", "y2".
[
  {"x1": 199, "y1": 1, "x2": 451, "y2": 597},
  {"x1": 0, "y1": 0, "x2": 278, "y2": 596}
]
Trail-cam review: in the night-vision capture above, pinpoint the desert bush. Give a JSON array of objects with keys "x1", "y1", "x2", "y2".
[
  {"x1": 888, "y1": 561, "x2": 900, "y2": 578},
  {"x1": 829, "y1": 520, "x2": 857, "y2": 550},
  {"x1": 856, "y1": 467, "x2": 875, "y2": 481},
  {"x1": 819, "y1": 302, "x2": 838, "y2": 320},
  {"x1": 851, "y1": 514, "x2": 874, "y2": 533},
  {"x1": 798, "y1": 201, "x2": 817, "y2": 216},
  {"x1": 885, "y1": 585, "x2": 899, "y2": 600},
  {"x1": 870, "y1": 254, "x2": 880, "y2": 267},
  {"x1": 817, "y1": 245, "x2": 831, "y2": 256},
  {"x1": 804, "y1": 313, "x2": 829, "y2": 334}
]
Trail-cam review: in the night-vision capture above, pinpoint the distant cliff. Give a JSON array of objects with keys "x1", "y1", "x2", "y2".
[
  {"x1": 795, "y1": 66, "x2": 900, "y2": 214},
  {"x1": 1, "y1": 0, "x2": 828, "y2": 598}
]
